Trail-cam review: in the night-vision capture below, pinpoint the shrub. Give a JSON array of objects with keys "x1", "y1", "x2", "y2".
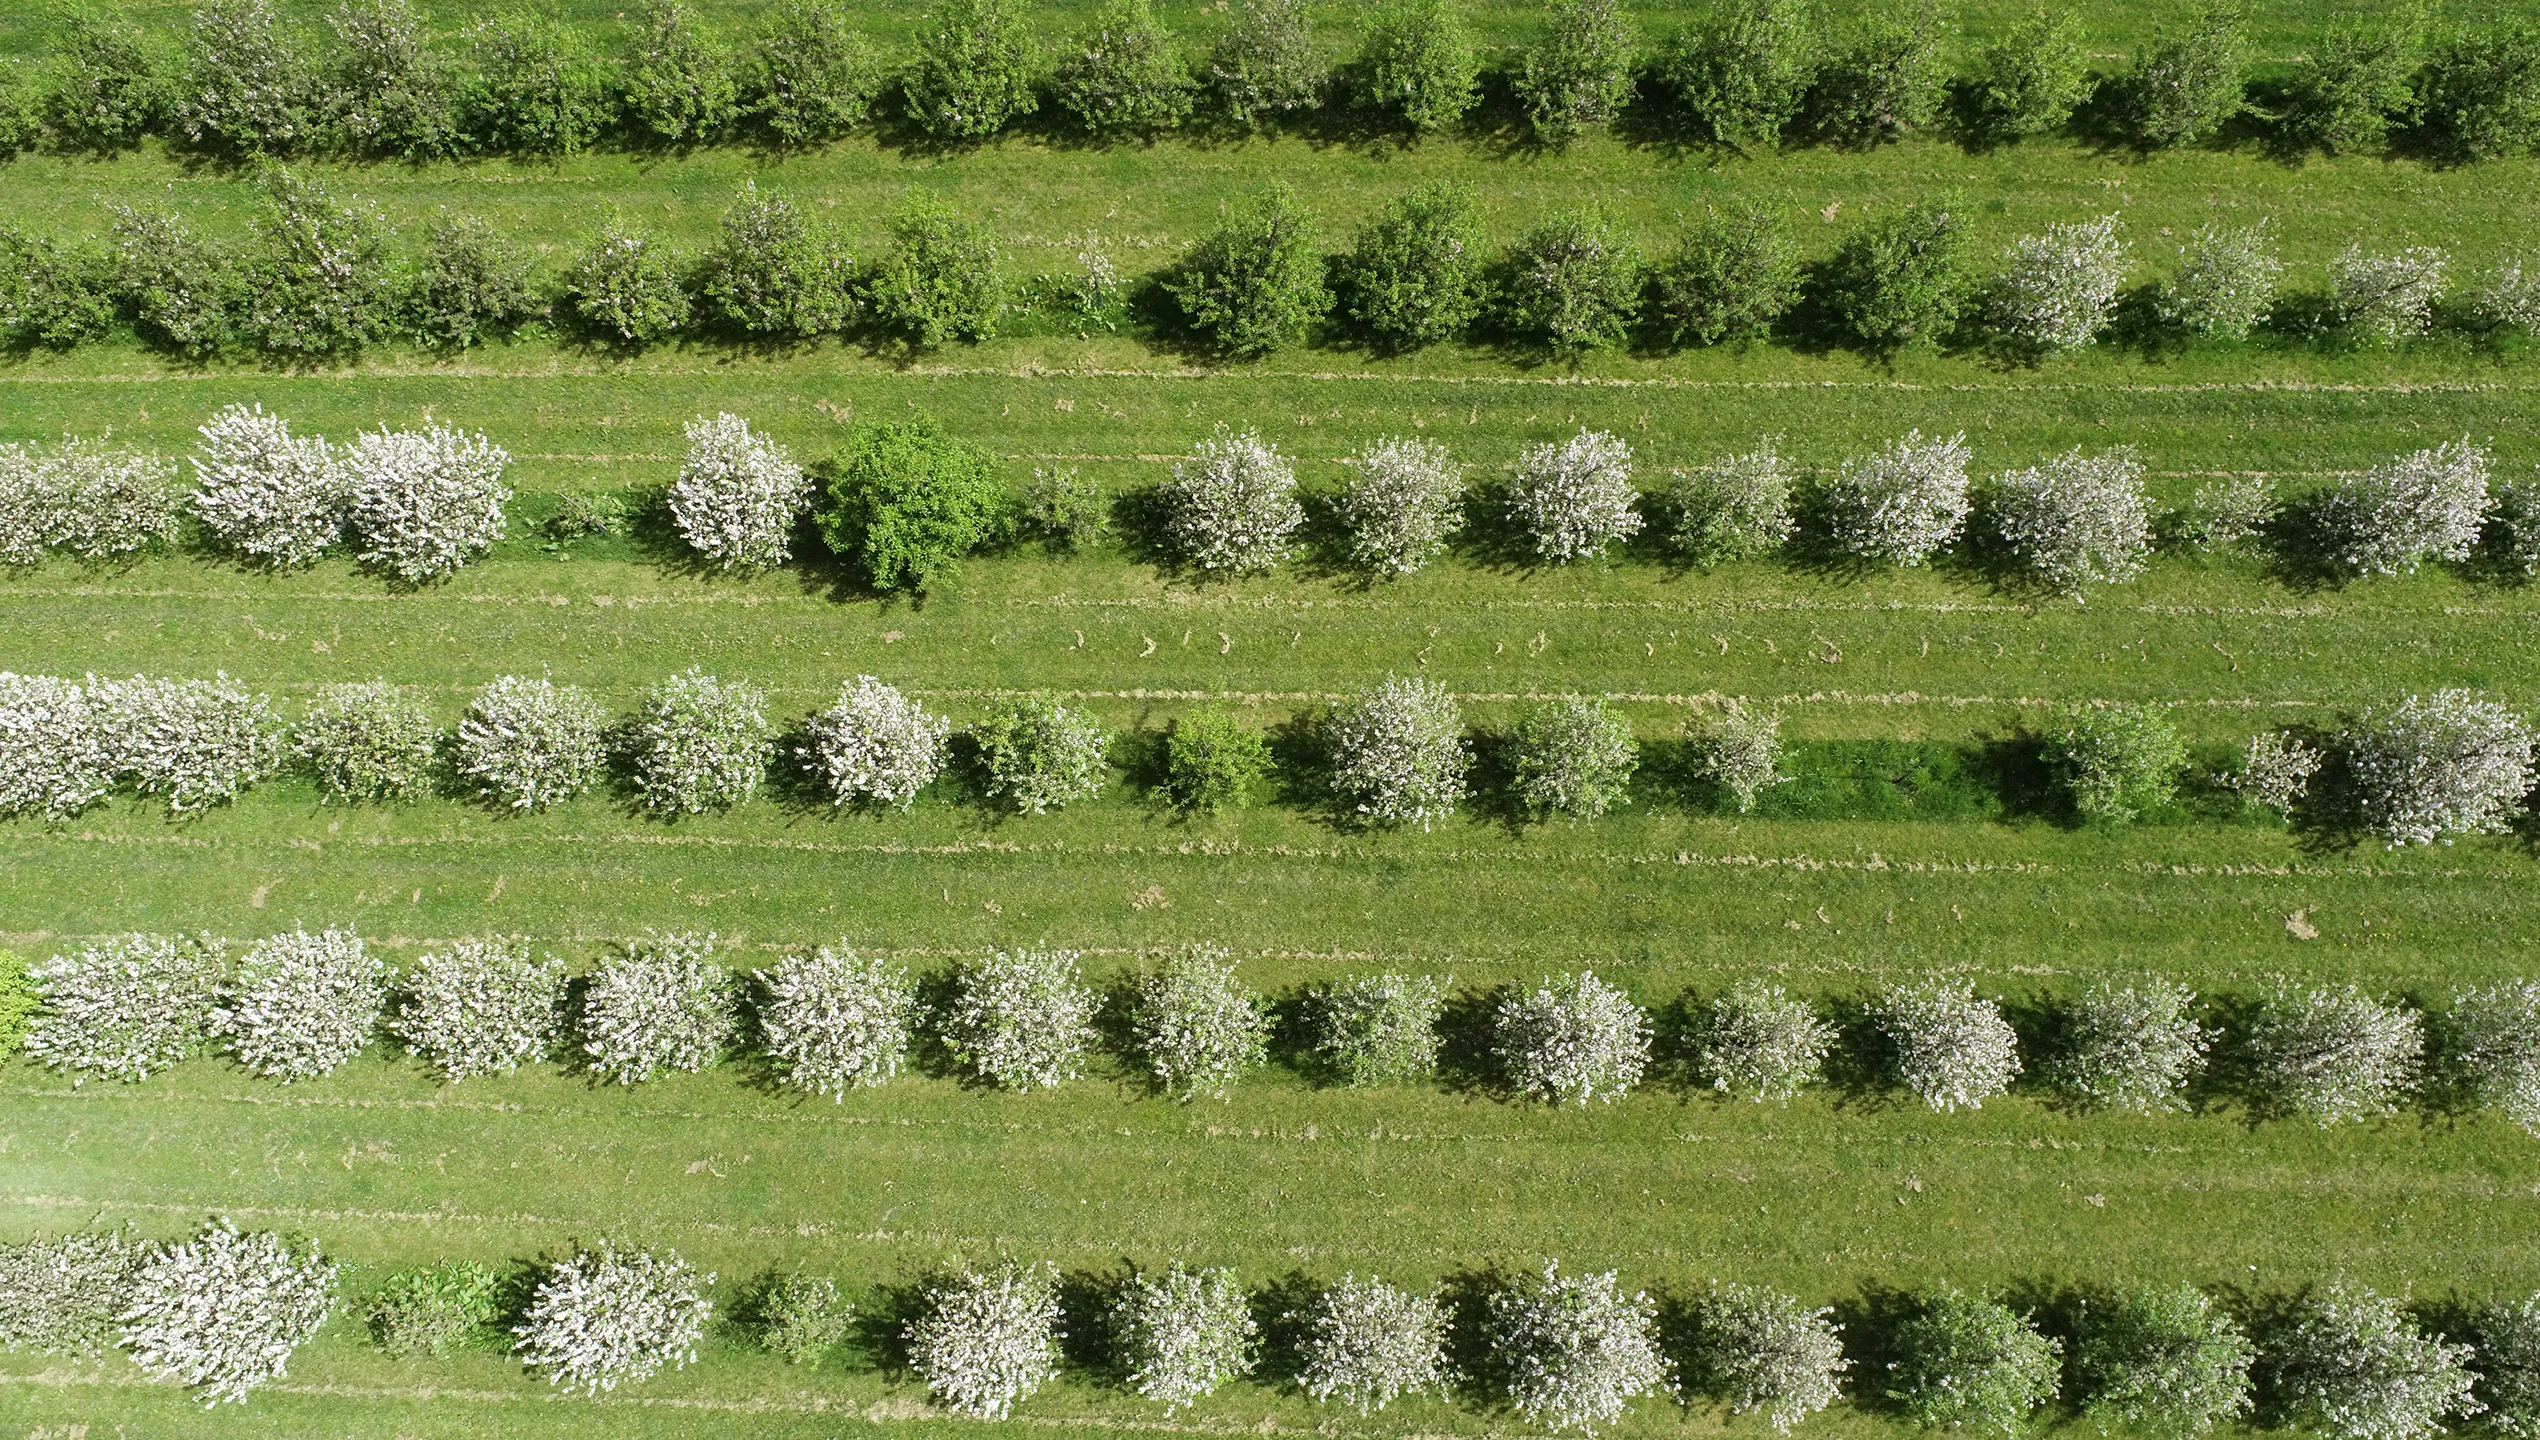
[
  {"x1": 868, "y1": 194, "x2": 1005, "y2": 347},
  {"x1": 941, "y1": 948, "x2": 1097, "y2": 1091},
  {"x1": 2046, "y1": 702, "x2": 2187, "y2": 823},
  {"x1": 1115, "y1": 1263, "x2": 1255, "y2": 1409},
  {"x1": 23, "y1": 933, "x2": 227, "y2": 1085},
  {"x1": 1328, "y1": 676, "x2": 1466, "y2": 827},
  {"x1": 1649, "y1": 207, "x2": 1801, "y2": 348},
  {"x1": 109, "y1": 206, "x2": 235, "y2": 359},
  {"x1": 1357, "y1": 0, "x2": 1480, "y2": 132},
  {"x1": 515, "y1": 1244, "x2": 713, "y2": 1395},
  {"x1": 699, "y1": 184, "x2": 855, "y2": 339},
  {"x1": 1509, "y1": 428, "x2": 1640, "y2": 563},
  {"x1": 0, "y1": 947, "x2": 31, "y2": 1056},
  {"x1": 748, "y1": 0, "x2": 884, "y2": 142},
  {"x1": 908, "y1": 1261, "x2": 1062, "y2": 1418},
  {"x1": 1655, "y1": 0, "x2": 1815, "y2": 151},
  {"x1": 1497, "y1": 970, "x2": 1650, "y2": 1107},
  {"x1": 567, "y1": 218, "x2": 691, "y2": 346},
  {"x1": 93, "y1": 673, "x2": 288, "y2": 813},
  {"x1": 391, "y1": 938, "x2": 568, "y2": 1082},
  {"x1": 2157, "y1": 220, "x2": 2282, "y2": 340},
  {"x1": 1510, "y1": 696, "x2": 1638, "y2": 819},
  {"x1": 754, "y1": 1272, "x2": 852, "y2": 1366},
  {"x1": 211, "y1": 927, "x2": 383, "y2": 1082},
  {"x1": 1131, "y1": 943, "x2": 1268, "y2": 1102},
  {"x1": 1971, "y1": 7, "x2": 2092, "y2": 139},
  {"x1": 43, "y1": 12, "x2": 163, "y2": 152},
  {"x1": 2247, "y1": 985, "x2": 2424, "y2": 1124},
  {"x1": 172, "y1": 0, "x2": 314, "y2": 157},
  {"x1": 455, "y1": 676, "x2": 609, "y2": 811},
  {"x1": 1054, "y1": 0, "x2": 1194, "y2": 135},
  {"x1": 1682, "y1": 1282, "x2": 1848, "y2": 1433},
  {"x1": 1817, "y1": 429, "x2": 1971, "y2": 566},
  {"x1": 1876, "y1": 977, "x2": 2021, "y2": 1112},
  {"x1": 0, "y1": 1228, "x2": 147, "y2": 1356},
  {"x1": 972, "y1": 695, "x2": 1109, "y2": 814},
  {"x1": 904, "y1": 0, "x2": 1038, "y2": 140},
  {"x1": 2282, "y1": 11, "x2": 2425, "y2": 154},
  {"x1": 1486, "y1": 1262, "x2": 1670, "y2": 1431},
  {"x1": 2118, "y1": 1, "x2": 2246, "y2": 148},
  {"x1": 0, "y1": 229, "x2": 116, "y2": 350},
  {"x1": 1988, "y1": 213, "x2": 2127, "y2": 355},
  {"x1": 1669, "y1": 443, "x2": 1794, "y2": 563},
  {"x1": 369, "y1": 1261, "x2": 500, "y2": 1358},
  {"x1": 1808, "y1": 3, "x2": 1949, "y2": 145},
  {"x1": 0, "y1": 435, "x2": 184, "y2": 566},
  {"x1": 1207, "y1": 0, "x2": 1322, "y2": 126},
  {"x1": 0, "y1": 673, "x2": 113, "y2": 819},
  {"x1": 1168, "y1": 184, "x2": 1328, "y2": 357},
  {"x1": 622, "y1": 0, "x2": 740, "y2": 145},
  {"x1": 803, "y1": 676, "x2": 948, "y2": 809},
  {"x1": 2420, "y1": 22, "x2": 2540, "y2": 162},
  {"x1": 322, "y1": 0, "x2": 461, "y2": 161},
  {"x1": 1823, "y1": 204, "x2": 1970, "y2": 350},
  {"x1": 119, "y1": 1219, "x2": 337, "y2": 1405},
  {"x1": 2180, "y1": 472, "x2": 2279, "y2": 551},
  {"x1": 468, "y1": 12, "x2": 613, "y2": 155},
  {"x1": 581, "y1": 934, "x2": 740, "y2": 1085},
  {"x1": 1694, "y1": 698, "x2": 1786, "y2": 811},
  {"x1": 2070, "y1": 1282, "x2": 2253, "y2": 1435},
  {"x1": 1338, "y1": 435, "x2": 1465, "y2": 575},
  {"x1": 1165, "y1": 425, "x2": 1303, "y2": 573},
  {"x1": 1698, "y1": 980, "x2": 1834, "y2": 1102},
  {"x1": 1314, "y1": 972, "x2": 1447, "y2": 1085},
  {"x1": 755, "y1": 944, "x2": 917, "y2": 1098},
  {"x1": 1163, "y1": 706, "x2": 1271, "y2": 813},
  {"x1": 294, "y1": 681, "x2": 437, "y2": 802},
  {"x1": 2344, "y1": 690, "x2": 2536, "y2": 846},
  {"x1": 2058, "y1": 979, "x2": 2208, "y2": 1113},
  {"x1": 2330, "y1": 245, "x2": 2450, "y2": 344},
  {"x1": 1990, "y1": 447, "x2": 2152, "y2": 598},
  {"x1": 669, "y1": 413, "x2": 810, "y2": 572},
  {"x1": 1020, "y1": 466, "x2": 1106, "y2": 550},
  {"x1": 2223, "y1": 729, "x2": 2323, "y2": 819},
  {"x1": 1887, "y1": 1288, "x2": 2061, "y2": 1436},
  {"x1": 2268, "y1": 1284, "x2": 2480, "y2": 1440},
  {"x1": 1339, "y1": 182, "x2": 1487, "y2": 351},
  {"x1": 2448, "y1": 982, "x2": 2540, "y2": 1138},
  {"x1": 1299, "y1": 1273, "x2": 1448, "y2": 1412},
  {"x1": 0, "y1": 67, "x2": 30, "y2": 155},
  {"x1": 2471, "y1": 259, "x2": 2540, "y2": 333},
  {"x1": 2324, "y1": 440, "x2": 2489, "y2": 577},
  {"x1": 240, "y1": 170, "x2": 393, "y2": 357},
  {"x1": 545, "y1": 488, "x2": 629, "y2": 544},
  {"x1": 2479, "y1": 1296, "x2": 2540, "y2": 1436},
  {"x1": 190, "y1": 403, "x2": 346, "y2": 568},
  {"x1": 815, "y1": 413, "x2": 1005, "y2": 591},
  {"x1": 1517, "y1": 0, "x2": 1637, "y2": 144},
  {"x1": 344, "y1": 423, "x2": 512, "y2": 584},
  {"x1": 1500, "y1": 209, "x2": 1641, "y2": 355},
  {"x1": 408, "y1": 215, "x2": 540, "y2": 349},
  {"x1": 627, "y1": 669, "x2": 774, "y2": 813}
]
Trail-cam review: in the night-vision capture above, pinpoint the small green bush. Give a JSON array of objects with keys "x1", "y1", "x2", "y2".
[
  {"x1": 1207, "y1": 0, "x2": 1323, "y2": 127},
  {"x1": 1821, "y1": 202, "x2": 1970, "y2": 350},
  {"x1": 468, "y1": 11, "x2": 614, "y2": 155},
  {"x1": 1338, "y1": 181, "x2": 1488, "y2": 350},
  {"x1": 866, "y1": 193, "x2": 1004, "y2": 347},
  {"x1": 566, "y1": 217, "x2": 692, "y2": 346},
  {"x1": 321, "y1": 0, "x2": 462, "y2": 161},
  {"x1": 1499, "y1": 207, "x2": 1640, "y2": 356},
  {"x1": 1356, "y1": 0, "x2": 1480, "y2": 133},
  {"x1": 1655, "y1": 0, "x2": 1816, "y2": 152},
  {"x1": 2281, "y1": 10, "x2": 2424, "y2": 154},
  {"x1": 0, "y1": 66, "x2": 38, "y2": 154},
  {"x1": 1887, "y1": 1288, "x2": 2062, "y2": 1437},
  {"x1": 369, "y1": 1261, "x2": 502, "y2": 1357},
  {"x1": 408, "y1": 215, "x2": 540, "y2": 350},
  {"x1": 1970, "y1": 8, "x2": 2093, "y2": 140},
  {"x1": 1164, "y1": 705, "x2": 1272, "y2": 813},
  {"x1": 0, "y1": 947, "x2": 33, "y2": 1055},
  {"x1": 239, "y1": 170, "x2": 394, "y2": 357},
  {"x1": 747, "y1": 0, "x2": 886, "y2": 143},
  {"x1": 109, "y1": 206, "x2": 235, "y2": 359},
  {"x1": 2420, "y1": 22, "x2": 2540, "y2": 162},
  {"x1": 972, "y1": 695, "x2": 1110, "y2": 814},
  {"x1": 622, "y1": 0, "x2": 741, "y2": 146},
  {"x1": 1018, "y1": 466, "x2": 1105, "y2": 549},
  {"x1": 755, "y1": 1272, "x2": 853, "y2": 1366},
  {"x1": 1647, "y1": 206, "x2": 1800, "y2": 347},
  {"x1": 699, "y1": 183, "x2": 855, "y2": 338},
  {"x1": 904, "y1": 0, "x2": 1038, "y2": 140},
  {"x1": 1515, "y1": 0, "x2": 1637, "y2": 145},
  {"x1": 0, "y1": 229, "x2": 117, "y2": 351},
  {"x1": 1808, "y1": 2, "x2": 1949, "y2": 145},
  {"x1": 2046, "y1": 702, "x2": 2186, "y2": 823},
  {"x1": 1167, "y1": 183, "x2": 1330, "y2": 358},
  {"x1": 815, "y1": 412, "x2": 1005, "y2": 591},
  {"x1": 2116, "y1": 1, "x2": 2246, "y2": 149},
  {"x1": 43, "y1": 11, "x2": 165, "y2": 153},
  {"x1": 1053, "y1": 0, "x2": 1196, "y2": 135}
]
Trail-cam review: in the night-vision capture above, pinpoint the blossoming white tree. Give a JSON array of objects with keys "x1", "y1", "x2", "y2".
[
  {"x1": 1113, "y1": 1263, "x2": 1256, "y2": 1411},
  {"x1": 391, "y1": 938, "x2": 569, "y2": 1082},
  {"x1": 23, "y1": 932, "x2": 228, "y2": 1084},
  {"x1": 1165, "y1": 425, "x2": 1303, "y2": 573},
  {"x1": 1130, "y1": 943, "x2": 1270, "y2": 1102},
  {"x1": 1485, "y1": 1262, "x2": 1670, "y2": 1432},
  {"x1": 343, "y1": 422, "x2": 512, "y2": 582},
  {"x1": 799, "y1": 676, "x2": 948, "y2": 809},
  {"x1": 1989, "y1": 213, "x2": 2127, "y2": 353},
  {"x1": 670, "y1": 413, "x2": 810, "y2": 571},
  {"x1": 1695, "y1": 699, "x2": 1786, "y2": 812},
  {"x1": 210, "y1": 927, "x2": 384, "y2": 1082},
  {"x1": 1509, "y1": 429, "x2": 1640, "y2": 563},
  {"x1": 118, "y1": 1219, "x2": 337, "y2": 1405},
  {"x1": 580, "y1": 934, "x2": 741, "y2": 1085},
  {"x1": 2330, "y1": 245, "x2": 2451, "y2": 343},
  {"x1": 941, "y1": 947, "x2": 1099, "y2": 1092},
  {"x1": 2247, "y1": 985, "x2": 2422, "y2": 1124},
  {"x1": 2324, "y1": 441, "x2": 2491, "y2": 577},
  {"x1": 1298, "y1": 1273, "x2": 1449, "y2": 1413},
  {"x1": 514, "y1": 1243, "x2": 713, "y2": 1395},
  {"x1": 91, "y1": 672, "x2": 287, "y2": 812},
  {"x1": 907, "y1": 1260, "x2": 1063, "y2": 1419},
  {"x1": 1328, "y1": 676, "x2": 1466, "y2": 827},
  {"x1": 1338, "y1": 435, "x2": 1465, "y2": 575},
  {"x1": 455, "y1": 675, "x2": 609, "y2": 811},
  {"x1": 2344, "y1": 689, "x2": 2535, "y2": 846},
  {"x1": 2449, "y1": 982, "x2": 2540, "y2": 1138},
  {"x1": 1876, "y1": 977, "x2": 2021, "y2": 1112},
  {"x1": 1989, "y1": 447, "x2": 2153, "y2": 597},
  {"x1": 190, "y1": 403, "x2": 347, "y2": 567},
  {"x1": 754, "y1": 943, "x2": 917, "y2": 1098},
  {"x1": 1496, "y1": 971, "x2": 1651, "y2": 1106},
  {"x1": 2267, "y1": 1284, "x2": 2481, "y2": 1440},
  {"x1": 0, "y1": 672, "x2": 114, "y2": 818},
  {"x1": 1698, "y1": 981, "x2": 1835, "y2": 1103},
  {"x1": 1682, "y1": 1283, "x2": 1848, "y2": 1433},
  {"x1": 2156, "y1": 220, "x2": 2282, "y2": 339},
  {"x1": 0, "y1": 436, "x2": 183, "y2": 566},
  {"x1": 626, "y1": 669, "x2": 774, "y2": 813},
  {"x1": 293, "y1": 680, "x2": 440, "y2": 802},
  {"x1": 1818, "y1": 430, "x2": 1973, "y2": 566},
  {"x1": 2057, "y1": 979, "x2": 2208, "y2": 1113},
  {"x1": 0, "y1": 1228, "x2": 148, "y2": 1356}
]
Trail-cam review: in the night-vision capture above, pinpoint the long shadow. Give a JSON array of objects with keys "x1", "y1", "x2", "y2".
[
  {"x1": 1250, "y1": 1269, "x2": 1326, "y2": 1386},
  {"x1": 1057, "y1": 1264, "x2": 1134, "y2": 1378},
  {"x1": 1437, "y1": 1265, "x2": 1515, "y2": 1406},
  {"x1": 851, "y1": 1276, "x2": 933, "y2": 1377},
  {"x1": 1826, "y1": 1280, "x2": 1922, "y2": 1416},
  {"x1": 1435, "y1": 985, "x2": 1510, "y2": 1099}
]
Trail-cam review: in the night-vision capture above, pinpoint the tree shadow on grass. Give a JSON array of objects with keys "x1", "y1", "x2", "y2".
[
  {"x1": 1826, "y1": 1280, "x2": 1922, "y2": 1417},
  {"x1": 851, "y1": 1276, "x2": 933, "y2": 1379},
  {"x1": 1250, "y1": 1269, "x2": 1326, "y2": 1387},
  {"x1": 1435, "y1": 985, "x2": 1510, "y2": 1099}
]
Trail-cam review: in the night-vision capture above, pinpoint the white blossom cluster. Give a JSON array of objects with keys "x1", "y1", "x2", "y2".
[
  {"x1": 1686, "y1": 1283, "x2": 1849, "y2": 1434},
  {"x1": 2247, "y1": 986, "x2": 2424, "y2": 1125},
  {"x1": 0, "y1": 672, "x2": 114, "y2": 818},
  {"x1": 1876, "y1": 977, "x2": 2022, "y2": 1112},
  {"x1": 2482, "y1": 1296, "x2": 2540, "y2": 1439},
  {"x1": 2344, "y1": 689, "x2": 2536, "y2": 847},
  {"x1": 1131, "y1": 943, "x2": 1269, "y2": 1102},
  {"x1": 1669, "y1": 444, "x2": 1795, "y2": 562},
  {"x1": 391, "y1": 938, "x2": 569, "y2": 1081},
  {"x1": 2156, "y1": 221, "x2": 2282, "y2": 340},
  {"x1": 91, "y1": 672, "x2": 287, "y2": 812},
  {"x1": 2330, "y1": 244, "x2": 2452, "y2": 343},
  {"x1": 800, "y1": 676, "x2": 948, "y2": 809},
  {"x1": 907, "y1": 1261, "x2": 1063, "y2": 1419},
  {"x1": 1313, "y1": 971, "x2": 1449, "y2": 1085},
  {"x1": 23, "y1": 932, "x2": 228, "y2": 1084},
  {"x1": 2267, "y1": 1284, "x2": 2482, "y2": 1440},
  {"x1": 2179, "y1": 472, "x2": 2279, "y2": 550},
  {"x1": 2449, "y1": 983, "x2": 2540, "y2": 1138},
  {"x1": 973, "y1": 696, "x2": 1110, "y2": 815},
  {"x1": 1338, "y1": 435, "x2": 1466, "y2": 575},
  {"x1": 2057, "y1": 979, "x2": 2208, "y2": 1113},
  {"x1": 1510, "y1": 695, "x2": 1639, "y2": 819},
  {"x1": 343, "y1": 423, "x2": 513, "y2": 583},
  {"x1": 0, "y1": 1228, "x2": 147, "y2": 1355},
  {"x1": 754, "y1": 944, "x2": 918, "y2": 1098},
  {"x1": 1818, "y1": 430, "x2": 1972, "y2": 566},
  {"x1": 190, "y1": 403, "x2": 348, "y2": 568},
  {"x1": 295, "y1": 681, "x2": 441, "y2": 802},
  {"x1": 514, "y1": 1243, "x2": 713, "y2": 1395},
  {"x1": 1509, "y1": 429, "x2": 1641, "y2": 564},
  {"x1": 455, "y1": 675, "x2": 609, "y2": 810},
  {"x1": 1298, "y1": 1273, "x2": 1449, "y2": 1413},
  {"x1": 1989, "y1": 213, "x2": 2128, "y2": 353},
  {"x1": 1486, "y1": 1263, "x2": 1670, "y2": 1433},
  {"x1": 0, "y1": 435, "x2": 183, "y2": 567},
  {"x1": 671, "y1": 413, "x2": 810, "y2": 571},
  {"x1": 1696, "y1": 699, "x2": 1786, "y2": 812},
  {"x1": 1989, "y1": 447, "x2": 2153, "y2": 597},
  {"x1": 2471, "y1": 258, "x2": 2540, "y2": 331},
  {"x1": 627, "y1": 669, "x2": 774, "y2": 813},
  {"x1": 1327, "y1": 676, "x2": 1467, "y2": 828},
  {"x1": 1496, "y1": 970, "x2": 1650, "y2": 1107},
  {"x1": 210, "y1": 927, "x2": 384, "y2": 1082},
  {"x1": 1113, "y1": 1263, "x2": 1257, "y2": 1411},
  {"x1": 941, "y1": 947, "x2": 1099, "y2": 1092},
  {"x1": 1166, "y1": 425, "x2": 1304, "y2": 573},
  {"x1": 580, "y1": 934, "x2": 741, "y2": 1085},
  {"x1": 119, "y1": 1219, "x2": 337, "y2": 1405},
  {"x1": 1698, "y1": 981, "x2": 1835, "y2": 1103},
  {"x1": 2224, "y1": 730, "x2": 2323, "y2": 819},
  {"x1": 2325, "y1": 440, "x2": 2492, "y2": 576}
]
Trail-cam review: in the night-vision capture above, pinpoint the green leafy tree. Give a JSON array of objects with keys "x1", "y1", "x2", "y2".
[
  {"x1": 747, "y1": 0, "x2": 886, "y2": 143},
  {"x1": 239, "y1": 170, "x2": 394, "y2": 357},
  {"x1": 866, "y1": 193, "x2": 1004, "y2": 346},
  {"x1": 2282, "y1": 8, "x2": 2424, "y2": 155},
  {"x1": 1647, "y1": 206, "x2": 1800, "y2": 346},
  {"x1": 2420, "y1": 21, "x2": 2540, "y2": 162},
  {"x1": 1338, "y1": 181, "x2": 1487, "y2": 350},
  {"x1": 173, "y1": 0, "x2": 315, "y2": 157},
  {"x1": 1656, "y1": 0, "x2": 1815, "y2": 151},
  {"x1": 0, "y1": 65, "x2": 37, "y2": 154},
  {"x1": 1808, "y1": 1, "x2": 1949, "y2": 145},
  {"x1": 109, "y1": 206, "x2": 236, "y2": 359},
  {"x1": 2117, "y1": 1, "x2": 2246, "y2": 148},
  {"x1": 622, "y1": 0, "x2": 741, "y2": 146},
  {"x1": 1888, "y1": 1289, "x2": 2062, "y2": 1437},
  {"x1": 1164, "y1": 706, "x2": 1272, "y2": 813},
  {"x1": 0, "y1": 230, "x2": 117, "y2": 350},
  {"x1": 905, "y1": 0, "x2": 1038, "y2": 140},
  {"x1": 468, "y1": 12, "x2": 614, "y2": 155},
  {"x1": 2046, "y1": 702, "x2": 2187, "y2": 823},
  {"x1": 815, "y1": 413, "x2": 1006, "y2": 591},
  {"x1": 1356, "y1": 0, "x2": 1480, "y2": 133},
  {"x1": 1168, "y1": 183, "x2": 1330, "y2": 357},
  {"x1": 1516, "y1": 0, "x2": 1637, "y2": 145},
  {"x1": 322, "y1": 0, "x2": 462, "y2": 160},
  {"x1": 1499, "y1": 206, "x2": 1641, "y2": 355},
  {"x1": 1970, "y1": 8, "x2": 2092, "y2": 140},
  {"x1": 566, "y1": 216, "x2": 692, "y2": 345},
  {"x1": 1207, "y1": 0, "x2": 1324, "y2": 127},
  {"x1": 0, "y1": 947, "x2": 33, "y2": 1055},
  {"x1": 2071, "y1": 1283, "x2": 2254, "y2": 1435},
  {"x1": 43, "y1": 9, "x2": 164, "y2": 152},
  {"x1": 408, "y1": 214, "x2": 541, "y2": 349},
  {"x1": 1822, "y1": 201, "x2": 1971, "y2": 350},
  {"x1": 699, "y1": 182, "x2": 855, "y2": 338},
  {"x1": 1054, "y1": 0, "x2": 1196, "y2": 135}
]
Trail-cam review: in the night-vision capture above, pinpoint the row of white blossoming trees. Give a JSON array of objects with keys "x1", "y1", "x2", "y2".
[
  {"x1": 5, "y1": 1215, "x2": 2538, "y2": 1439},
  {"x1": 15, "y1": 930, "x2": 2540, "y2": 1136}
]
